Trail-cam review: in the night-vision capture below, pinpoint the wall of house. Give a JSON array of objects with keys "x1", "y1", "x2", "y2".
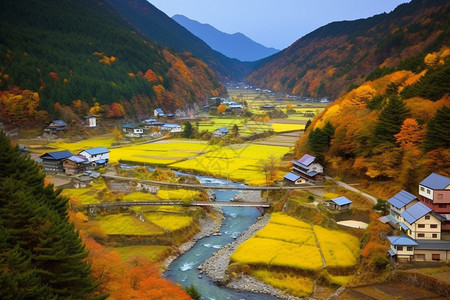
[
  {"x1": 308, "y1": 162, "x2": 323, "y2": 173},
  {"x1": 419, "y1": 185, "x2": 434, "y2": 201},
  {"x1": 79, "y1": 151, "x2": 109, "y2": 162},
  {"x1": 43, "y1": 160, "x2": 64, "y2": 173},
  {"x1": 414, "y1": 249, "x2": 450, "y2": 261},
  {"x1": 412, "y1": 214, "x2": 441, "y2": 240}
]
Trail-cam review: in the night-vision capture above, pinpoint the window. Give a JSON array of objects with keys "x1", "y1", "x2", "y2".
[
  {"x1": 439, "y1": 204, "x2": 446, "y2": 208},
  {"x1": 407, "y1": 246, "x2": 413, "y2": 251},
  {"x1": 427, "y1": 189, "x2": 431, "y2": 194},
  {"x1": 430, "y1": 224, "x2": 438, "y2": 229},
  {"x1": 438, "y1": 194, "x2": 443, "y2": 200},
  {"x1": 420, "y1": 186, "x2": 425, "y2": 192},
  {"x1": 425, "y1": 215, "x2": 430, "y2": 220},
  {"x1": 418, "y1": 224, "x2": 425, "y2": 228},
  {"x1": 418, "y1": 233, "x2": 425, "y2": 238},
  {"x1": 397, "y1": 246, "x2": 403, "y2": 251},
  {"x1": 432, "y1": 234, "x2": 438, "y2": 238},
  {"x1": 432, "y1": 254, "x2": 440, "y2": 261}
]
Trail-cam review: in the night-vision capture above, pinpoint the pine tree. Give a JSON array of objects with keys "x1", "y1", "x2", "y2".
[
  {"x1": 373, "y1": 95, "x2": 409, "y2": 146},
  {"x1": 305, "y1": 119, "x2": 312, "y2": 131},
  {"x1": 424, "y1": 105, "x2": 450, "y2": 151},
  {"x1": 308, "y1": 121, "x2": 335, "y2": 161},
  {"x1": 0, "y1": 131, "x2": 102, "y2": 299},
  {"x1": 182, "y1": 121, "x2": 194, "y2": 139}
]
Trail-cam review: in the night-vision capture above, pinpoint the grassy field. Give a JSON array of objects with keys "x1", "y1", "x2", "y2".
[
  {"x1": 169, "y1": 144, "x2": 290, "y2": 185},
  {"x1": 197, "y1": 117, "x2": 271, "y2": 135},
  {"x1": 112, "y1": 245, "x2": 172, "y2": 262},
  {"x1": 270, "y1": 123, "x2": 305, "y2": 132},
  {"x1": 253, "y1": 270, "x2": 314, "y2": 298},
  {"x1": 50, "y1": 137, "x2": 115, "y2": 153},
  {"x1": 98, "y1": 213, "x2": 165, "y2": 235},
  {"x1": 144, "y1": 213, "x2": 193, "y2": 231}
]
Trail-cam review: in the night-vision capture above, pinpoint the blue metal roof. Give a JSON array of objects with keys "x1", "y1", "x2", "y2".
[
  {"x1": 420, "y1": 173, "x2": 450, "y2": 190},
  {"x1": 82, "y1": 147, "x2": 110, "y2": 155},
  {"x1": 40, "y1": 150, "x2": 73, "y2": 160},
  {"x1": 388, "y1": 249, "x2": 396, "y2": 256},
  {"x1": 66, "y1": 155, "x2": 88, "y2": 163},
  {"x1": 398, "y1": 222, "x2": 409, "y2": 231},
  {"x1": 387, "y1": 236, "x2": 418, "y2": 246},
  {"x1": 401, "y1": 202, "x2": 431, "y2": 224},
  {"x1": 51, "y1": 120, "x2": 67, "y2": 126},
  {"x1": 387, "y1": 190, "x2": 417, "y2": 209},
  {"x1": 331, "y1": 196, "x2": 352, "y2": 206},
  {"x1": 216, "y1": 127, "x2": 229, "y2": 133},
  {"x1": 385, "y1": 214, "x2": 398, "y2": 224},
  {"x1": 284, "y1": 172, "x2": 301, "y2": 182},
  {"x1": 162, "y1": 123, "x2": 181, "y2": 128}
]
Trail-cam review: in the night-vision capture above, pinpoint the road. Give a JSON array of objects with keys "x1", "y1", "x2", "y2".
[{"x1": 325, "y1": 176, "x2": 378, "y2": 204}]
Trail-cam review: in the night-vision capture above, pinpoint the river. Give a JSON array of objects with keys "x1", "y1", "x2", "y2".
[{"x1": 164, "y1": 175, "x2": 278, "y2": 300}]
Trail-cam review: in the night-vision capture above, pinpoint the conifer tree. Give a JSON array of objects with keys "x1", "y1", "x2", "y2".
[
  {"x1": 424, "y1": 105, "x2": 450, "y2": 151},
  {"x1": 0, "y1": 131, "x2": 102, "y2": 299},
  {"x1": 372, "y1": 95, "x2": 409, "y2": 146}
]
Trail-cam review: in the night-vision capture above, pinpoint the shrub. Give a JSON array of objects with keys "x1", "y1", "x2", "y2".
[{"x1": 372, "y1": 254, "x2": 389, "y2": 270}]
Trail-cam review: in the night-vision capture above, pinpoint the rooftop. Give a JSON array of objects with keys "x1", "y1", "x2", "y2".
[
  {"x1": 415, "y1": 240, "x2": 450, "y2": 251},
  {"x1": 420, "y1": 173, "x2": 450, "y2": 190},
  {"x1": 40, "y1": 150, "x2": 73, "y2": 160},
  {"x1": 401, "y1": 202, "x2": 431, "y2": 224},
  {"x1": 297, "y1": 154, "x2": 316, "y2": 166},
  {"x1": 329, "y1": 196, "x2": 352, "y2": 206},
  {"x1": 387, "y1": 190, "x2": 417, "y2": 209},
  {"x1": 284, "y1": 172, "x2": 301, "y2": 182},
  {"x1": 81, "y1": 147, "x2": 110, "y2": 155},
  {"x1": 387, "y1": 236, "x2": 418, "y2": 246}
]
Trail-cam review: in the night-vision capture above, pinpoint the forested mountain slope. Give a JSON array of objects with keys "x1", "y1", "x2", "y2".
[
  {"x1": 0, "y1": 0, "x2": 225, "y2": 126},
  {"x1": 105, "y1": 0, "x2": 253, "y2": 81},
  {"x1": 247, "y1": 0, "x2": 449, "y2": 99}
]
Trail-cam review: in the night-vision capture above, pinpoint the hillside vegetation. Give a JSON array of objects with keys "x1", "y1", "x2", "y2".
[
  {"x1": 247, "y1": 0, "x2": 449, "y2": 99},
  {"x1": 0, "y1": 0, "x2": 225, "y2": 126}
]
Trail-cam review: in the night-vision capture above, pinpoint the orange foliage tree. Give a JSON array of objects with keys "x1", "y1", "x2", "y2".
[
  {"x1": 108, "y1": 102, "x2": 125, "y2": 118},
  {"x1": 217, "y1": 104, "x2": 227, "y2": 114},
  {"x1": 394, "y1": 118, "x2": 424, "y2": 149}
]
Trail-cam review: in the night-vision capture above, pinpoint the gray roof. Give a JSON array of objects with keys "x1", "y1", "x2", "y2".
[
  {"x1": 420, "y1": 173, "x2": 450, "y2": 190},
  {"x1": 40, "y1": 150, "x2": 73, "y2": 160},
  {"x1": 415, "y1": 240, "x2": 450, "y2": 251},
  {"x1": 387, "y1": 190, "x2": 417, "y2": 209}
]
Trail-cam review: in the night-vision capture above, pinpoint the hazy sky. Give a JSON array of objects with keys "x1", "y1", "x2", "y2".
[{"x1": 148, "y1": 0, "x2": 410, "y2": 49}]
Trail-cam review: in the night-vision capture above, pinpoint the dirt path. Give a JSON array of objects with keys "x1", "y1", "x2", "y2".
[
  {"x1": 325, "y1": 176, "x2": 378, "y2": 204},
  {"x1": 310, "y1": 223, "x2": 326, "y2": 268}
]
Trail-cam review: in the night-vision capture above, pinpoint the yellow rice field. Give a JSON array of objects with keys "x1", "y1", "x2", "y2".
[
  {"x1": 271, "y1": 123, "x2": 305, "y2": 132},
  {"x1": 50, "y1": 137, "x2": 115, "y2": 153},
  {"x1": 98, "y1": 214, "x2": 165, "y2": 235},
  {"x1": 253, "y1": 270, "x2": 314, "y2": 298},
  {"x1": 170, "y1": 144, "x2": 290, "y2": 185},
  {"x1": 156, "y1": 189, "x2": 200, "y2": 201},
  {"x1": 144, "y1": 213, "x2": 193, "y2": 231}
]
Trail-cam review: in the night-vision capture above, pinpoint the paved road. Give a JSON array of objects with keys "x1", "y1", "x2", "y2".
[
  {"x1": 325, "y1": 176, "x2": 378, "y2": 204},
  {"x1": 83, "y1": 200, "x2": 270, "y2": 209}
]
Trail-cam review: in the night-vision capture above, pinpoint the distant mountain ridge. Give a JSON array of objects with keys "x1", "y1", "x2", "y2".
[
  {"x1": 104, "y1": 0, "x2": 253, "y2": 81},
  {"x1": 172, "y1": 14, "x2": 279, "y2": 62},
  {"x1": 247, "y1": 0, "x2": 450, "y2": 99}
]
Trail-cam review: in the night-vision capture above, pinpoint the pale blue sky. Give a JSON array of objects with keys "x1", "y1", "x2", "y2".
[{"x1": 148, "y1": 0, "x2": 410, "y2": 49}]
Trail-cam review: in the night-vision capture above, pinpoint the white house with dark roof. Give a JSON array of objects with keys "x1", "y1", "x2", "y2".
[
  {"x1": 213, "y1": 127, "x2": 229, "y2": 137},
  {"x1": 39, "y1": 150, "x2": 73, "y2": 173},
  {"x1": 418, "y1": 173, "x2": 450, "y2": 231},
  {"x1": 84, "y1": 115, "x2": 97, "y2": 127},
  {"x1": 400, "y1": 202, "x2": 443, "y2": 240},
  {"x1": 154, "y1": 108, "x2": 165, "y2": 117},
  {"x1": 387, "y1": 236, "x2": 450, "y2": 262},
  {"x1": 284, "y1": 154, "x2": 324, "y2": 184},
  {"x1": 161, "y1": 123, "x2": 182, "y2": 133},
  {"x1": 78, "y1": 147, "x2": 110, "y2": 167}
]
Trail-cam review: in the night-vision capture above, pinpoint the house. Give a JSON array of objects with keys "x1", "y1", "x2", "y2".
[
  {"x1": 154, "y1": 108, "x2": 165, "y2": 117},
  {"x1": 123, "y1": 123, "x2": 144, "y2": 137},
  {"x1": 161, "y1": 123, "x2": 182, "y2": 133},
  {"x1": 325, "y1": 196, "x2": 352, "y2": 210},
  {"x1": 84, "y1": 115, "x2": 97, "y2": 128},
  {"x1": 283, "y1": 172, "x2": 307, "y2": 185},
  {"x1": 78, "y1": 147, "x2": 110, "y2": 167},
  {"x1": 382, "y1": 190, "x2": 418, "y2": 229},
  {"x1": 213, "y1": 127, "x2": 229, "y2": 137},
  {"x1": 44, "y1": 120, "x2": 67, "y2": 134},
  {"x1": 387, "y1": 236, "x2": 418, "y2": 263},
  {"x1": 284, "y1": 154, "x2": 324, "y2": 184},
  {"x1": 260, "y1": 105, "x2": 275, "y2": 110},
  {"x1": 71, "y1": 171, "x2": 101, "y2": 189},
  {"x1": 400, "y1": 202, "x2": 443, "y2": 240},
  {"x1": 387, "y1": 236, "x2": 450, "y2": 262},
  {"x1": 62, "y1": 155, "x2": 89, "y2": 175},
  {"x1": 167, "y1": 113, "x2": 175, "y2": 119},
  {"x1": 418, "y1": 173, "x2": 450, "y2": 230},
  {"x1": 144, "y1": 118, "x2": 157, "y2": 125},
  {"x1": 39, "y1": 150, "x2": 73, "y2": 173}
]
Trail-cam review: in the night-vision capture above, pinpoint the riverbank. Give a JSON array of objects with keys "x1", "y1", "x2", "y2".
[
  {"x1": 163, "y1": 206, "x2": 223, "y2": 269},
  {"x1": 199, "y1": 213, "x2": 302, "y2": 300}
]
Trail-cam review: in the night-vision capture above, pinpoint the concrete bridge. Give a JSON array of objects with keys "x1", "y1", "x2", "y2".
[
  {"x1": 102, "y1": 174, "x2": 324, "y2": 191},
  {"x1": 83, "y1": 200, "x2": 270, "y2": 209}
]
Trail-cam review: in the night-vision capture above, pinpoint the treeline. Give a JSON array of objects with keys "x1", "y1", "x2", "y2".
[
  {"x1": 296, "y1": 47, "x2": 450, "y2": 195},
  {"x1": 0, "y1": 0, "x2": 225, "y2": 123}
]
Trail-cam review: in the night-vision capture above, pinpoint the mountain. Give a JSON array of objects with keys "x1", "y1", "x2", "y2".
[
  {"x1": 172, "y1": 14, "x2": 279, "y2": 62},
  {"x1": 0, "y1": 0, "x2": 225, "y2": 124},
  {"x1": 247, "y1": 0, "x2": 449, "y2": 99},
  {"x1": 104, "y1": 0, "x2": 253, "y2": 81}
]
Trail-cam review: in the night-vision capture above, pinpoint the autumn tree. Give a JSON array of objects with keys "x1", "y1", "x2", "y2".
[
  {"x1": 394, "y1": 118, "x2": 424, "y2": 149},
  {"x1": 108, "y1": 102, "x2": 125, "y2": 118},
  {"x1": 372, "y1": 95, "x2": 409, "y2": 147},
  {"x1": 260, "y1": 154, "x2": 281, "y2": 184},
  {"x1": 217, "y1": 104, "x2": 227, "y2": 114},
  {"x1": 232, "y1": 124, "x2": 239, "y2": 137}
]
